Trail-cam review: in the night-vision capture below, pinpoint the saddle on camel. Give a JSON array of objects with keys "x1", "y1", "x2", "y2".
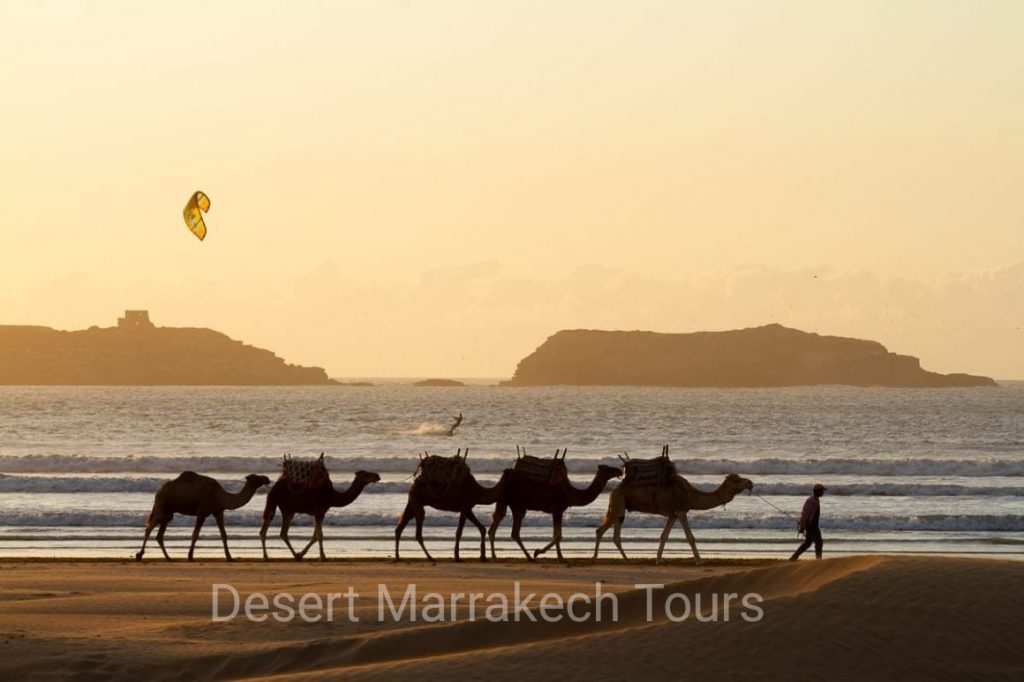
[
  {"x1": 620, "y1": 444, "x2": 677, "y2": 486},
  {"x1": 280, "y1": 452, "x2": 330, "y2": 493},
  {"x1": 512, "y1": 445, "x2": 568, "y2": 486},
  {"x1": 416, "y1": 448, "x2": 471, "y2": 492}
]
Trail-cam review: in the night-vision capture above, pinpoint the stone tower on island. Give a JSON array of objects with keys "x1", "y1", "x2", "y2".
[{"x1": 117, "y1": 310, "x2": 154, "y2": 330}]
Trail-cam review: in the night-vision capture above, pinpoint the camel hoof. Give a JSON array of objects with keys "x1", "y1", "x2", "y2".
[
  {"x1": 134, "y1": 553, "x2": 143, "y2": 561},
  {"x1": 226, "y1": 556, "x2": 235, "y2": 562}
]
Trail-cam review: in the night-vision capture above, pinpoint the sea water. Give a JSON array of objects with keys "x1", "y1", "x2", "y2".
[{"x1": 0, "y1": 384, "x2": 1021, "y2": 560}]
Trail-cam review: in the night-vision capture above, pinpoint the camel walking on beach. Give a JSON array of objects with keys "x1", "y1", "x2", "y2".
[
  {"x1": 395, "y1": 451, "x2": 512, "y2": 562},
  {"x1": 260, "y1": 470, "x2": 380, "y2": 561},
  {"x1": 135, "y1": 472, "x2": 270, "y2": 561},
  {"x1": 594, "y1": 472, "x2": 753, "y2": 565},
  {"x1": 488, "y1": 454, "x2": 622, "y2": 561}
]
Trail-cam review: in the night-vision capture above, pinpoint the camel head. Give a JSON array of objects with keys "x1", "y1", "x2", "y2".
[
  {"x1": 596, "y1": 464, "x2": 624, "y2": 481},
  {"x1": 354, "y1": 470, "x2": 382, "y2": 485},
  {"x1": 723, "y1": 473, "x2": 754, "y2": 496},
  {"x1": 245, "y1": 474, "x2": 272, "y2": 489}
]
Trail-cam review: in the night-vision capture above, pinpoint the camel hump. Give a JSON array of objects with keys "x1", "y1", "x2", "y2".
[{"x1": 175, "y1": 471, "x2": 203, "y2": 482}]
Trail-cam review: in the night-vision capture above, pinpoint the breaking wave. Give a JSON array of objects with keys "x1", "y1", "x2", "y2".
[
  {"x1": 2, "y1": 454, "x2": 1022, "y2": 477},
  {"x1": 2, "y1": 474, "x2": 1022, "y2": 498}
]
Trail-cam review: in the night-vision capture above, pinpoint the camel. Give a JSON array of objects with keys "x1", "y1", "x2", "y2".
[
  {"x1": 593, "y1": 472, "x2": 753, "y2": 565},
  {"x1": 488, "y1": 453, "x2": 622, "y2": 562},
  {"x1": 394, "y1": 451, "x2": 512, "y2": 562},
  {"x1": 135, "y1": 472, "x2": 270, "y2": 561},
  {"x1": 259, "y1": 470, "x2": 381, "y2": 561}
]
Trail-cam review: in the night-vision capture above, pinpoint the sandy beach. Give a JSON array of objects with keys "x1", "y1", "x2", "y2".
[{"x1": 1, "y1": 556, "x2": 1020, "y2": 680}]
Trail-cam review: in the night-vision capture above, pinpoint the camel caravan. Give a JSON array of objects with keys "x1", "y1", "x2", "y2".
[{"x1": 135, "y1": 446, "x2": 753, "y2": 564}]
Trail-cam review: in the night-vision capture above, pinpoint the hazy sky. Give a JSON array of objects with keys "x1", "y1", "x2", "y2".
[{"x1": 2, "y1": 1, "x2": 1022, "y2": 378}]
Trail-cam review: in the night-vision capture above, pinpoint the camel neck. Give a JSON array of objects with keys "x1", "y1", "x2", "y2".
[
  {"x1": 681, "y1": 478, "x2": 733, "y2": 511},
  {"x1": 330, "y1": 477, "x2": 371, "y2": 507},
  {"x1": 475, "y1": 474, "x2": 507, "y2": 504},
  {"x1": 566, "y1": 472, "x2": 615, "y2": 507},
  {"x1": 218, "y1": 482, "x2": 257, "y2": 511}
]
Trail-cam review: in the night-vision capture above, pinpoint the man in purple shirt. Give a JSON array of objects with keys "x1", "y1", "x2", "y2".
[{"x1": 790, "y1": 483, "x2": 826, "y2": 560}]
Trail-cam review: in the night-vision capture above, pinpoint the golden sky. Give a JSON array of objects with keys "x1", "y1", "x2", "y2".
[{"x1": 2, "y1": 1, "x2": 1022, "y2": 378}]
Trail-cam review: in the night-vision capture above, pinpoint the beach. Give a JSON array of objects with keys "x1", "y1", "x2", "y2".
[{"x1": 1, "y1": 556, "x2": 1021, "y2": 680}]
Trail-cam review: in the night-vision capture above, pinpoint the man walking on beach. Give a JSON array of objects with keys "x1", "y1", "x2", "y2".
[{"x1": 790, "y1": 483, "x2": 826, "y2": 560}]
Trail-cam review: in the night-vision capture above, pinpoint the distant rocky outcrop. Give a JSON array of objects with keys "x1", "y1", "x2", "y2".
[
  {"x1": 502, "y1": 325, "x2": 996, "y2": 388},
  {"x1": 413, "y1": 378, "x2": 465, "y2": 387},
  {"x1": 0, "y1": 311, "x2": 335, "y2": 385}
]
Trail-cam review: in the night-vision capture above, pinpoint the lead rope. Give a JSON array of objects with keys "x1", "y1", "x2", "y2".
[
  {"x1": 753, "y1": 493, "x2": 804, "y2": 538},
  {"x1": 753, "y1": 493, "x2": 798, "y2": 521}
]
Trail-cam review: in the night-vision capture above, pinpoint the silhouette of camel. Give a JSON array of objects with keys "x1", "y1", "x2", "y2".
[
  {"x1": 135, "y1": 472, "x2": 270, "y2": 561},
  {"x1": 488, "y1": 451, "x2": 621, "y2": 561},
  {"x1": 395, "y1": 451, "x2": 511, "y2": 562},
  {"x1": 260, "y1": 470, "x2": 380, "y2": 561},
  {"x1": 594, "y1": 473, "x2": 753, "y2": 565}
]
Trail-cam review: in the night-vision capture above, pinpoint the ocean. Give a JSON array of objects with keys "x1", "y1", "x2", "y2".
[{"x1": 1, "y1": 384, "x2": 1021, "y2": 560}]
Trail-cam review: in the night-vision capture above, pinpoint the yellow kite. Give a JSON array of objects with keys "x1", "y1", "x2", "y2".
[{"x1": 182, "y1": 191, "x2": 211, "y2": 241}]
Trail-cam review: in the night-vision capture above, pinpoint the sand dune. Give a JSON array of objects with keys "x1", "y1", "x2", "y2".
[{"x1": 0, "y1": 557, "x2": 1021, "y2": 680}]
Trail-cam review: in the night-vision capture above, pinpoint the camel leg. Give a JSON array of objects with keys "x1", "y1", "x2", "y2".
[
  {"x1": 280, "y1": 513, "x2": 304, "y2": 560},
  {"x1": 296, "y1": 519, "x2": 319, "y2": 561},
  {"x1": 136, "y1": 520, "x2": 156, "y2": 561},
  {"x1": 677, "y1": 512, "x2": 702, "y2": 566},
  {"x1": 510, "y1": 509, "x2": 533, "y2": 562},
  {"x1": 553, "y1": 512, "x2": 565, "y2": 561},
  {"x1": 595, "y1": 492, "x2": 625, "y2": 560},
  {"x1": 462, "y1": 508, "x2": 488, "y2": 562},
  {"x1": 534, "y1": 510, "x2": 565, "y2": 561},
  {"x1": 394, "y1": 503, "x2": 415, "y2": 561},
  {"x1": 488, "y1": 503, "x2": 507, "y2": 560},
  {"x1": 188, "y1": 514, "x2": 207, "y2": 561},
  {"x1": 594, "y1": 517, "x2": 613, "y2": 559},
  {"x1": 454, "y1": 512, "x2": 468, "y2": 562},
  {"x1": 612, "y1": 517, "x2": 628, "y2": 560},
  {"x1": 311, "y1": 513, "x2": 328, "y2": 561},
  {"x1": 259, "y1": 507, "x2": 275, "y2": 561},
  {"x1": 214, "y1": 511, "x2": 233, "y2": 561},
  {"x1": 156, "y1": 519, "x2": 172, "y2": 561},
  {"x1": 414, "y1": 508, "x2": 434, "y2": 562},
  {"x1": 655, "y1": 515, "x2": 675, "y2": 565}
]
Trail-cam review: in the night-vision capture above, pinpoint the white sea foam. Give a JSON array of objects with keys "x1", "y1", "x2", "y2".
[
  {"x1": 2, "y1": 454, "x2": 1021, "y2": 477},
  {"x1": 1, "y1": 474, "x2": 1022, "y2": 497}
]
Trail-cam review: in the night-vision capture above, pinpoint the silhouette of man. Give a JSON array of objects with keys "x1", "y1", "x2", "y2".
[
  {"x1": 790, "y1": 483, "x2": 826, "y2": 560},
  {"x1": 446, "y1": 413, "x2": 463, "y2": 437}
]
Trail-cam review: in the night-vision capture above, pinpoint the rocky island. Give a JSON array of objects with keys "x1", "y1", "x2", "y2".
[
  {"x1": 502, "y1": 325, "x2": 996, "y2": 388},
  {"x1": 413, "y1": 378, "x2": 465, "y2": 387},
  {"x1": 0, "y1": 311, "x2": 335, "y2": 385}
]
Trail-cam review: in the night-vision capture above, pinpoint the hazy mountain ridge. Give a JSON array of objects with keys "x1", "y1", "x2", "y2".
[{"x1": 503, "y1": 324, "x2": 996, "y2": 388}]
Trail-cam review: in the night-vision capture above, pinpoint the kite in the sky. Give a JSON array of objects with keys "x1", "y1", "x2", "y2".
[{"x1": 182, "y1": 191, "x2": 211, "y2": 241}]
